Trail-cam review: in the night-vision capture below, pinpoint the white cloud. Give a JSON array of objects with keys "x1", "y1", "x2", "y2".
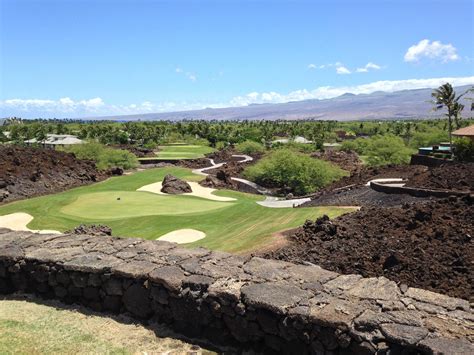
[
  {"x1": 2, "y1": 76, "x2": 473, "y2": 117},
  {"x1": 356, "y1": 62, "x2": 382, "y2": 73},
  {"x1": 404, "y1": 39, "x2": 459, "y2": 63},
  {"x1": 308, "y1": 62, "x2": 342, "y2": 70},
  {"x1": 336, "y1": 66, "x2": 351, "y2": 74},
  {"x1": 175, "y1": 67, "x2": 197, "y2": 82}
]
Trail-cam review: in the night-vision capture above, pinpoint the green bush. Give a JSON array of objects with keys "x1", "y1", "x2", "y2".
[
  {"x1": 243, "y1": 149, "x2": 346, "y2": 195},
  {"x1": 215, "y1": 141, "x2": 227, "y2": 150},
  {"x1": 63, "y1": 142, "x2": 139, "y2": 170},
  {"x1": 235, "y1": 140, "x2": 265, "y2": 155},
  {"x1": 366, "y1": 135, "x2": 414, "y2": 166},
  {"x1": 340, "y1": 138, "x2": 371, "y2": 154},
  {"x1": 454, "y1": 138, "x2": 474, "y2": 162}
]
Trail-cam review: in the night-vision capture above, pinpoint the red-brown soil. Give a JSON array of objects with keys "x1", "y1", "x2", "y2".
[
  {"x1": 0, "y1": 146, "x2": 104, "y2": 203},
  {"x1": 263, "y1": 196, "x2": 474, "y2": 300}
]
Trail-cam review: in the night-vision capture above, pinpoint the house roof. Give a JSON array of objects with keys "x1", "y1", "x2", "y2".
[
  {"x1": 452, "y1": 124, "x2": 474, "y2": 137},
  {"x1": 25, "y1": 134, "x2": 84, "y2": 145}
]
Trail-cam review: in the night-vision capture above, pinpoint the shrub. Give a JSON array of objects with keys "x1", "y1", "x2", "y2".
[
  {"x1": 63, "y1": 142, "x2": 139, "y2": 170},
  {"x1": 236, "y1": 140, "x2": 265, "y2": 155},
  {"x1": 243, "y1": 149, "x2": 346, "y2": 195},
  {"x1": 340, "y1": 138, "x2": 371, "y2": 154},
  {"x1": 365, "y1": 135, "x2": 414, "y2": 166},
  {"x1": 215, "y1": 141, "x2": 227, "y2": 150},
  {"x1": 454, "y1": 138, "x2": 474, "y2": 162}
]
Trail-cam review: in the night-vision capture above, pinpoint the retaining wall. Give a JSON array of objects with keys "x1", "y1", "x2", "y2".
[{"x1": 0, "y1": 229, "x2": 472, "y2": 354}]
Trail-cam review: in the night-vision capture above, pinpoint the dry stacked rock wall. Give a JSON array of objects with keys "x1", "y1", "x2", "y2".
[{"x1": 0, "y1": 229, "x2": 472, "y2": 354}]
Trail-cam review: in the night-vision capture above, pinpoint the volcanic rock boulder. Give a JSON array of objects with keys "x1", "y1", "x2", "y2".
[
  {"x1": 66, "y1": 224, "x2": 112, "y2": 236},
  {"x1": 160, "y1": 174, "x2": 192, "y2": 194}
]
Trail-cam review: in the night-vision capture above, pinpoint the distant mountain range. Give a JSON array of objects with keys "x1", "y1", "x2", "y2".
[{"x1": 87, "y1": 84, "x2": 471, "y2": 121}]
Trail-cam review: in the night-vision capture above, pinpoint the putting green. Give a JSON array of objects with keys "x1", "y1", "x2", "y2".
[{"x1": 61, "y1": 191, "x2": 233, "y2": 220}]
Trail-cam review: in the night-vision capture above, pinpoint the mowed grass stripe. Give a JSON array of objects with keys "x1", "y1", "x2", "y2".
[{"x1": 155, "y1": 145, "x2": 215, "y2": 160}]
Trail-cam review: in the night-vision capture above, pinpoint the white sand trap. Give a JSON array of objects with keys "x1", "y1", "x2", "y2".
[
  {"x1": 137, "y1": 181, "x2": 236, "y2": 202},
  {"x1": 0, "y1": 212, "x2": 61, "y2": 234},
  {"x1": 158, "y1": 229, "x2": 206, "y2": 244}
]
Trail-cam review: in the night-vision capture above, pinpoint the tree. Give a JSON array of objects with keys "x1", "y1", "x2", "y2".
[{"x1": 431, "y1": 83, "x2": 473, "y2": 147}]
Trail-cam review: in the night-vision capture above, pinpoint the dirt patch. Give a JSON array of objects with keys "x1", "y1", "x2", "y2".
[
  {"x1": 0, "y1": 146, "x2": 104, "y2": 204},
  {"x1": 263, "y1": 196, "x2": 474, "y2": 300},
  {"x1": 406, "y1": 163, "x2": 474, "y2": 191},
  {"x1": 311, "y1": 150, "x2": 362, "y2": 172}
]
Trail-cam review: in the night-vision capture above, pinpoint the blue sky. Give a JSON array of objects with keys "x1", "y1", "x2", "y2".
[{"x1": 1, "y1": 0, "x2": 473, "y2": 118}]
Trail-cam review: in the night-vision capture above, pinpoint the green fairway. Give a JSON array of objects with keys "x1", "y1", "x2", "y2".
[
  {"x1": 154, "y1": 144, "x2": 215, "y2": 160},
  {"x1": 0, "y1": 167, "x2": 355, "y2": 253}
]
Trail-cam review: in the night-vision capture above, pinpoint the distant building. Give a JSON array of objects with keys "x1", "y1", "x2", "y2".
[
  {"x1": 452, "y1": 124, "x2": 474, "y2": 142},
  {"x1": 25, "y1": 134, "x2": 84, "y2": 148},
  {"x1": 272, "y1": 136, "x2": 313, "y2": 144}
]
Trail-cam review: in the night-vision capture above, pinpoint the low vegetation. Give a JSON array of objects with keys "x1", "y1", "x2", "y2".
[
  {"x1": 235, "y1": 140, "x2": 266, "y2": 155},
  {"x1": 243, "y1": 149, "x2": 347, "y2": 195},
  {"x1": 62, "y1": 143, "x2": 138, "y2": 170},
  {"x1": 340, "y1": 135, "x2": 414, "y2": 166}
]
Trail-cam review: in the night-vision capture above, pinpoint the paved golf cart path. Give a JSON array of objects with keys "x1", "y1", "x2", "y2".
[{"x1": 193, "y1": 154, "x2": 311, "y2": 208}]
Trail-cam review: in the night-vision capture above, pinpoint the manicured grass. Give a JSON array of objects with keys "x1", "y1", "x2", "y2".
[
  {"x1": 0, "y1": 167, "x2": 355, "y2": 253},
  {"x1": 155, "y1": 144, "x2": 215, "y2": 160}
]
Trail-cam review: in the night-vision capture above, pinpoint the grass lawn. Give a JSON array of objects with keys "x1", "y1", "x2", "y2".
[
  {"x1": 0, "y1": 167, "x2": 355, "y2": 254},
  {"x1": 0, "y1": 297, "x2": 215, "y2": 354},
  {"x1": 154, "y1": 144, "x2": 215, "y2": 160}
]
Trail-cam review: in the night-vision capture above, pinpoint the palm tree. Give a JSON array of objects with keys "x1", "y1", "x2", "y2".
[{"x1": 431, "y1": 83, "x2": 472, "y2": 149}]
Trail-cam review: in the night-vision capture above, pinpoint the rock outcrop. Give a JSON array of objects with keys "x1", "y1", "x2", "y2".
[{"x1": 160, "y1": 175, "x2": 192, "y2": 194}]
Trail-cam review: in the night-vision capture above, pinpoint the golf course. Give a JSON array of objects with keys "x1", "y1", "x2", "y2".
[
  {"x1": 155, "y1": 144, "x2": 215, "y2": 160},
  {"x1": 0, "y1": 166, "x2": 354, "y2": 253}
]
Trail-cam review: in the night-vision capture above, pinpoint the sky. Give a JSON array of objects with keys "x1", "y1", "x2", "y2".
[{"x1": 0, "y1": 0, "x2": 473, "y2": 118}]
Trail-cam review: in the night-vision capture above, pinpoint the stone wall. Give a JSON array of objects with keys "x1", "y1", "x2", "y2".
[
  {"x1": 0, "y1": 228, "x2": 472, "y2": 354},
  {"x1": 370, "y1": 181, "x2": 470, "y2": 199}
]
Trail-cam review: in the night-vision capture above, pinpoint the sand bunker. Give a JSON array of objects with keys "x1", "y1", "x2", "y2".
[
  {"x1": 137, "y1": 181, "x2": 236, "y2": 202},
  {"x1": 0, "y1": 212, "x2": 61, "y2": 234},
  {"x1": 158, "y1": 229, "x2": 206, "y2": 244}
]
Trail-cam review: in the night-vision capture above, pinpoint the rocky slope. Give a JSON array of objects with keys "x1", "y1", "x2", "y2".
[
  {"x1": 264, "y1": 196, "x2": 474, "y2": 300},
  {"x1": 0, "y1": 146, "x2": 104, "y2": 203}
]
